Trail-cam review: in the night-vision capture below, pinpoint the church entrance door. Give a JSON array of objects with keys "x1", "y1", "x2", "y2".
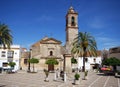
[{"x1": 48, "y1": 65, "x2": 54, "y2": 71}]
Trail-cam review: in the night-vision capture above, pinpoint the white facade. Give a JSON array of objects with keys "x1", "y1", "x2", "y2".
[
  {"x1": 0, "y1": 45, "x2": 21, "y2": 71},
  {"x1": 77, "y1": 56, "x2": 102, "y2": 70}
]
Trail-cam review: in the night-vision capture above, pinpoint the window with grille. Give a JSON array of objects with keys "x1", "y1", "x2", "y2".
[
  {"x1": 1, "y1": 51, "x2": 6, "y2": 57},
  {"x1": 24, "y1": 59, "x2": 28, "y2": 65},
  {"x1": 2, "y1": 62, "x2": 8, "y2": 67},
  {"x1": 7, "y1": 51, "x2": 14, "y2": 58}
]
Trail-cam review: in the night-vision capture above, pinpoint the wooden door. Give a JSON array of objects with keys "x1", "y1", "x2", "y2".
[{"x1": 48, "y1": 65, "x2": 54, "y2": 71}]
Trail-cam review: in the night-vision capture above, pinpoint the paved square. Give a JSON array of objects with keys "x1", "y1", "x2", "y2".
[{"x1": 0, "y1": 70, "x2": 120, "y2": 87}]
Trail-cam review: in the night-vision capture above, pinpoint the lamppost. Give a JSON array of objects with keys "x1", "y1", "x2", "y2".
[
  {"x1": 63, "y1": 54, "x2": 66, "y2": 82},
  {"x1": 28, "y1": 49, "x2": 32, "y2": 72}
]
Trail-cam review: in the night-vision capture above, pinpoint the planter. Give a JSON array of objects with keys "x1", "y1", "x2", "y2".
[
  {"x1": 44, "y1": 69, "x2": 49, "y2": 82},
  {"x1": 83, "y1": 70, "x2": 88, "y2": 80},
  {"x1": 44, "y1": 77, "x2": 49, "y2": 82},
  {"x1": 74, "y1": 73, "x2": 80, "y2": 85},
  {"x1": 74, "y1": 79, "x2": 80, "y2": 85}
]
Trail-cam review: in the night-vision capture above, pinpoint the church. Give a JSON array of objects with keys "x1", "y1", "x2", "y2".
[
  {"x1": 30, "y1": 6, "x2": 78, "y2": 71},
  {"x1": 21, "y1": 6, "x2": 102, "y2": 72}
]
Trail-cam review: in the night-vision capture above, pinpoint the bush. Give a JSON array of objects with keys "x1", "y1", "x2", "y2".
[
  {"x1": 8, "y1": 62, "x2": 16, "y2": 68},
  {"x1": 74, "y1": 73, "x2": 80, "y2": 80},
  {"x1": 71, "y1": 57, "x2": 77, "y2": 64}
]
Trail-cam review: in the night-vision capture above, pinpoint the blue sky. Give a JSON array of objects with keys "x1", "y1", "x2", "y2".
[{"x1": 0, "y1": 0, "x2": 120, "y2": 50}]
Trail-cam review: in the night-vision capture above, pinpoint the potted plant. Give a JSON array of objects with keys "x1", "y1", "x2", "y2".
[
  {"x1": 74, "y1": 73, "x2": 80, "y2": 85},
  {"x1": 44, "y1": 69, "x2": 49, "y2": 82},
  {"x1": 83, "y1": 70, "x2": 88, "y2": 80}
]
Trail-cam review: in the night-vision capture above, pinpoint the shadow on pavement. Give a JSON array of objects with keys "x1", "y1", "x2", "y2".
[{"x1": 0, "y1": 85, "x2": 6, "y2": 87}]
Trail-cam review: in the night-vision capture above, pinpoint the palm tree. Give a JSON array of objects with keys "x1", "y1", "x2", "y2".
[
  {"x1": 71, "y1": 32, "x2": 97, "y2": 72},
  {"x1": 0, "y1": 23, "x2": 12, "y2": 49}
]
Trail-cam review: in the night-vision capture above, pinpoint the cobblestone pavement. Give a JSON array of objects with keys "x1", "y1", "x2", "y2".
[{"x1": 0, "y1": 70, "x2": 120, "y2": 87}]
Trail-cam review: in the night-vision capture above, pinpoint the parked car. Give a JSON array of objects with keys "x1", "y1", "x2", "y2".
[{"x1": 101, "y1": 67, "x2": 114, "y2": 75}]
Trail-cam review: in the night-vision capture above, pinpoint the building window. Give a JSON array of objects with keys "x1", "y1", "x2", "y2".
[
  {"x1": 7, "y1": 51, "x2": 14, "y2": 58},
  {"x1": 2, "y1": 62, "x2": 8, "y2": 67},
  {"x1": 94, "y1": 58, "x2": 96, "y2": 63},
  {"x1": 15, "y1": 52, "x2": 17, "y2": 54},
  {"x1": 1, "y1": 51, "x2": 6, "y2": 57},
  {"x1": 85, "y1": 58, "x2": 88, "y2": 62},
  {"x1": 24, "y1": 59, "x2": 28, "y2": 65},
  {"x1": 50, "y1": 51, "x2": 53, "y2": 56},
  {"x1": 71, "y1": 16, "x2": 75, "y2": 26}
]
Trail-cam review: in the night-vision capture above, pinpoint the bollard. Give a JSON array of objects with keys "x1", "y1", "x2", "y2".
[{"x1": 64, "y1": 72, "x2": 66, "y2": 82}]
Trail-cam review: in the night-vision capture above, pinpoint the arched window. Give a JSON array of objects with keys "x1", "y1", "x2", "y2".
[
  {"x1": 71, "y1": 16, "x2": 75, "y2": 26},
  {"x1": 50, "y1": 51, "x2": 53, "y2": 56},
  {"x1": 94, "y1": 58, "x2": 96, "y2": 62}
]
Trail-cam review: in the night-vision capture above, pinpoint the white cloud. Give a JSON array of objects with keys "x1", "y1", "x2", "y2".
[
  {"x1": 96, "y1": 37, "x2": 112, "y2": 42},
  {"x1": 96, "y1": 36, "x2": 120, "y2": 50},
  {"x1": 87, "y1": 16, "x2": 106, "y2": 29}
]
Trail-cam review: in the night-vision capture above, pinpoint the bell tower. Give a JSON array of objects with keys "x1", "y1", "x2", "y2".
[{"x1": 65, "y1": 6, "x2": 78, "y2": 54}]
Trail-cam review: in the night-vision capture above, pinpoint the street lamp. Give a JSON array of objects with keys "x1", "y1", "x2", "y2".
[
  {"x1": 28, "y1": 49, "x2": 32, "y2": 72},
  {"x1": 63, "y1": 54, "x2": 66, "y2": 82}
]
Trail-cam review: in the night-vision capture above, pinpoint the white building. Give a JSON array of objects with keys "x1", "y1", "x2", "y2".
[
  {"x1": 78, "y1": 56, "x2": 102, "y2": 70},
  {"x1": 0, "y1": 45, "x2": 21, "y2": 71},
  {"x1": 73, "y1": 51, "x2": 102, "y2": 70}
]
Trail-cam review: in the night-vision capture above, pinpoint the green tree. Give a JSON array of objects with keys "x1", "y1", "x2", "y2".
[
  {"x1": 71, "y1": 57, "x2": 77, "y2": 64},
  {"x1": 0, "y1": 23, "x2": 12, "y2": 49},
  {"x1": 28, "y1": 58, "x2": 39, "y2": 72},
  {"x1": 8, "y1": 62, "x2": 16, "y2": 68},
  {"x1": 102, "y1": 57, "x2": 120, "y2": 66},
  {"x1": 45, "y1": 58, "x2": 59, "y2": 65},
  {"x1": 71, "y1": 32, "x2": 97, "y2": 72}
]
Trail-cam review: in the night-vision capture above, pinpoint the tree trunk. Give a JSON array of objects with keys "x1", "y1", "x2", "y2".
[
  {"x1": 83, "y1": 57, "x2": 85, "y2": 72},
  {"x1": 83, "y1": 47, "x2": 86, "y2": 72}
]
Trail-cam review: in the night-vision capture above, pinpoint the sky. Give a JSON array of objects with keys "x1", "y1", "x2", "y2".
[{"x1": 0, "y1": 0, "x2": 120, "y2": 50}]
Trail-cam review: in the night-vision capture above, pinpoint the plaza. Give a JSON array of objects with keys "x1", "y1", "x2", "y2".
[
  {"x1": 0, "y1": 1, "x2": 120, "y2": 87},
  {"x1": 0, "y1": 70, "x2": 120, "y2": 87}
]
